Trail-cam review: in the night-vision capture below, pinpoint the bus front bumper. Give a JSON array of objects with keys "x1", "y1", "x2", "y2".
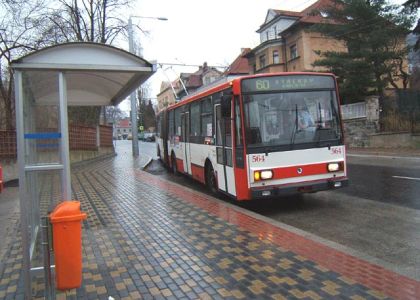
[{"x1": 250, "y1": 177, "x2": 349, "y2": 199}]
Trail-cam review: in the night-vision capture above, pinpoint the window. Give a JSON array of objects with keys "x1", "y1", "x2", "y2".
[
  {"x1": 204, "y1": 76, "x2": 217, "y2": 86},
  {"x1": 320, "y1": 11, "x2": 329, "y2": 18},
  {"x1": 235, "y1": 97, "x2": 243, "y2": 147},
  {"x1": 156, "y1": 115, "x2": 161, "y2": 137},
  {"x1": 174, "y1": 108, "x2": 181, "y2": 136},
  {"x1": 290, "y1": 44, "x2": 298, "y2": 60},
  {"x1": 273, "y1": 50, "x2": 280, "y2": 64},
  {"x1": 201, "y1": 97, "x2": 212, "y2": 137},
  {"x1": 190, "y1": 102, "x2": 200, "y2": 136},
  {"x1": 259, "y1": 54, "x2": 266, "y2": 69},
  {"x1": 235, "y1": 96, "x2": 244, "y2": 168},
  {"x1": 168, "y1": 110, "x2": 174, "y2": 137}
]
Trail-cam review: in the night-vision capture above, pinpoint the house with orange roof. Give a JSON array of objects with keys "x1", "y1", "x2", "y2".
[
  {"x1": 157, "y1": 62, "x2": 222, "y2": 111},
  {"x1": 246, "y1": 0, "x2": 346, "y2": 74}
]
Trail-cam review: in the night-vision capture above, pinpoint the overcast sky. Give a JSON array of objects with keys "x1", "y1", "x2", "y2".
[{"x1": 119, "y1": 0, "x2": 406, "y2": 111}]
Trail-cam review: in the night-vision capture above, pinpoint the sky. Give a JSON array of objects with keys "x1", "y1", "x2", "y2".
[{"x1": 118, "y1": 0, "x2": 407, "y2": 112}]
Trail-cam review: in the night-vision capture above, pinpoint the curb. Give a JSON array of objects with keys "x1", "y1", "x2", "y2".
[
  {"x1": 141, "y1": 156, "x2": 153, "y2": 170},
  {"x1": 347, "y1": 153, "x2": 420, "y2": 160}
]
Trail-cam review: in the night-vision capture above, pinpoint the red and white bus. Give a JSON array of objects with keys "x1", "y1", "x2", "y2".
[{"x1": 156, "y1": 72, "x2": 348, "y2": 201}]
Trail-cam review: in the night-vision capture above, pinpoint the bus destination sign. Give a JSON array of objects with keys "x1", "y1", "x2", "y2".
[{"x1": 241, "y1": 75, "x2": 335, "y2": 93}]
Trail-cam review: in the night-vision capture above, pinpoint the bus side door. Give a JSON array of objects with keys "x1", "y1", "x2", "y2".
[
  {"x1": 181, "y1": 112, "x2": 191, "y2": 175},
  {"x1": 215, "y1": 103, "x2": 236, "y2": 196}
]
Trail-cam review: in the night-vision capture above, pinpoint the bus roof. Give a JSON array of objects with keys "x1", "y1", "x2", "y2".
[{"x1": 160, "y1": 72, "x2": 336, "y2": 113}]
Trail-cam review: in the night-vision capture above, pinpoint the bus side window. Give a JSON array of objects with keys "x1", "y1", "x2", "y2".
[
  {"x1": 235, "y1": 96, "x2": 244, "y2": 168},
  {"x1": 201, "y1": 97, "x2": 213, "y2": 140},
  {"x1": 235, "y1": 97, "x2": 243, "y2": 147},
  {"x1": 168, "y1": 110, "x2": 174, "y2": 143},
  {"x1": 190, "y1": 102, "x2": 200, "y2": 137}
]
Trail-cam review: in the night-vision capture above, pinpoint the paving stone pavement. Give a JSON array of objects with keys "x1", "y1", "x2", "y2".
[{"x1": 0, "y1": 150, "x2": 419, "y2": 299}]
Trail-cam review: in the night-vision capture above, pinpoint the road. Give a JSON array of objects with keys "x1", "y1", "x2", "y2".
[
  {"x1": 338, "y1": 154, "x2": 420, "y2": 210},
  {"x1": 140, "y1": 141, "x2": 420, "y2": 280}
]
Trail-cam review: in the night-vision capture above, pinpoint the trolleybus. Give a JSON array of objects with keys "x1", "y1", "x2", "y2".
[{"x1": 156, "y1": 72, "x2": 348, "y2": 201}]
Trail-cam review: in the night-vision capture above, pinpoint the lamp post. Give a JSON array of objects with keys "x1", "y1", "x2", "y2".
[{"x1": 128, "y1": 15, "x2": 167, "y2": 156}]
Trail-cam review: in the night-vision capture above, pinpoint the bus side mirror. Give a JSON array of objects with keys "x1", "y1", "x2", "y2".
[{"x1": 221, "y1": 95, "x2": 231, "y2": 118}]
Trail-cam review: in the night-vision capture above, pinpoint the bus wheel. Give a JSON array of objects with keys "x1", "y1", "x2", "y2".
[
  {"x1": 205, "y1": 164, "x2": 218, "y2": 195},
  {"x1": 171, "y1": 154, "x2": 178, "y2": 175}
]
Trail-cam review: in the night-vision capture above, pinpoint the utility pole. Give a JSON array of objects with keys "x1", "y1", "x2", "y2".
[{"x1": 128, "y1": 16, "x2": 167, "y2": 156}]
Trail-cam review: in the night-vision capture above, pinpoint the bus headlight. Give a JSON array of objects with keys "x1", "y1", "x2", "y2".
[
  {"x1": 327, "y1": 162, "x2": 342, "y2": 172},
  {"x1": 254, "y1": 170, "x2": 273, "y2": 181},
  {"x1": 261, "y1": 170, "x2": 273, "y2": 179}
]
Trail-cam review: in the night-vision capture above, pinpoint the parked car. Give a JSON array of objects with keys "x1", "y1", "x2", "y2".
[{"x1": 144, "y1": 132, "x2": 155, "y2": 142}]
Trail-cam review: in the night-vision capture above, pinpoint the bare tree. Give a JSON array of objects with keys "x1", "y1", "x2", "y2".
[
  {"x1": 48, "y1": 0, "x2": 131, "y2": 44},
  {"x1": 0, "y1": 0, "x2": 137, "y2": 129},
  {"x1": 104, "y1": 106, "x2": 125, "y2": 125},
  {"x1": 0, "y1": 0, "x2": 51, "y2": 129},
  {"x1": 47, "y1": 0, "x2": 134, "y2": 126}
]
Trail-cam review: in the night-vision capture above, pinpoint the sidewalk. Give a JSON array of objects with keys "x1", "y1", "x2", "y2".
[
  {"x1": 347, "y1": 147, "x2": 420, "y2": 158},
  {"x1": 0, "y1": 149, "x2": 419, "y2": 299}
]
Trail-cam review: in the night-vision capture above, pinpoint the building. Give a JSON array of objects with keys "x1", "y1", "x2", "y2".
[
  {"x1": 223, "y1": 48, "x2": 252, "y2": 76},
  {"x1": 245, "y1": 0, "x2": 346, "y2": 74},
  {"x1": 114, "y1": 118, "x2": 132, "y2": 139},
  {"x1": 156, "y1": 62, "x2": 223, "y2": 112}
]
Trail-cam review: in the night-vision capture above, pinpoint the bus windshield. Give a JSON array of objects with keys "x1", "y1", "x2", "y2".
[{"x1": 243, "y1": 90, "x2": 342, "y2": 150}]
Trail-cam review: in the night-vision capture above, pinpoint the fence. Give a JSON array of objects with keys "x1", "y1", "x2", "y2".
[
  {"x1": 69, "y1": 125, "x2": 97, "y2": 150},
  {"x1": 0, "y1": 130, "x2": 17, "y2": 159},
  {"x1": 99, "y1": 125, "x2": 113, "y2": 147},
  {"x1": 381, "y1": 90, "x2": 420, "y2": 133},
  {"x1": 0, "y1": 125, "x2": 113, "y2": 159},
  {"x1": 341, "y1": 102, "x2": 366, "y2": 120}
]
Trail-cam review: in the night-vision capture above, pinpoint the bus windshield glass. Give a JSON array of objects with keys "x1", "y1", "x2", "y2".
[{"x1": 243, "y1": 90, "x2": 342, "y2": 150}]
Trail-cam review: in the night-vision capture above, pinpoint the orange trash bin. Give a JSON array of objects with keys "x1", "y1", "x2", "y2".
[{"x1": 49, "y1": 201, "x2": 87, "y2": 290}]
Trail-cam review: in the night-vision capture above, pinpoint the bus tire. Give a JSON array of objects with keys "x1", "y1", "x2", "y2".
[
  {"x1": 171, "y1": 153, "x2": 178, "y2": 175},
  {"x1": 205, "y1": 164, "x2": 218, "y2": 195}
]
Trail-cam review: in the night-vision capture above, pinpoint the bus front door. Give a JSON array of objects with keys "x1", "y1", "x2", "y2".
[
  {"x1": 181, "y1": 112, "x2": 191, "y2": 175},
  {"x1": 215, "y1": 104, "x2": 236, "y2": 196}
]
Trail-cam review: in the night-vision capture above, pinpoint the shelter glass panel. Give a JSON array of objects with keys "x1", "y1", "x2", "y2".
[{"x1": 22, "y1": 71, "x2": 61, "y2": 165}]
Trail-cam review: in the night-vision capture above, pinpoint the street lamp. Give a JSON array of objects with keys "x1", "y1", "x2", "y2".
[{"x1": 128, "y1": 15, "x2": 167, "y2": 156}]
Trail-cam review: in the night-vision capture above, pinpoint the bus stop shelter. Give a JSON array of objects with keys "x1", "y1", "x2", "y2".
[{"x1": 11, "y1": 42, "x2": 155, "y2": 299}]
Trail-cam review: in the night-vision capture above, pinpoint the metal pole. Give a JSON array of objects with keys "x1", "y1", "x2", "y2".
[
  {"x1": 128, "y1": 17, "x2": 140, "y2": 157},
  {"x1": 15, "y1": 70, "x2": 32, "y2": 299},
  {"x1": 59, "y1": 72, "x2": 71, "y2": 199},
  {"x1": 42, "y1": 216, "x2": 54, "y2": 299}
]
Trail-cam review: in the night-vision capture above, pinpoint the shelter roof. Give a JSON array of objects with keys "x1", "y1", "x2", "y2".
[{"x1": 12, "y1": 42, "x2": 155, "y2": 106}]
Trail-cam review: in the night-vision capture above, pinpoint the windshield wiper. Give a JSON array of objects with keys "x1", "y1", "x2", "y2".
[
  {"x1": 290, "y1": 104, "x2": 299, "y2": 149},
  {"x1": 317, "y1": 102, "x2": 323, "y2": 129}
]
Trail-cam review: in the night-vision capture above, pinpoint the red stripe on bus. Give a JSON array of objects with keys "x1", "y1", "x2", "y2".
[
  {"x1": 176, "y1": 158, "x2": 185, "y2": 173},
  {"x1": 234, "y1": 168, "x2": 250, "y2": 200},
  {"x1": 271, "y1": 162, "x2": 330, "y2": 179},
  {"x1": 191, "y1": 163, "x2": 205, "y2": 184}
]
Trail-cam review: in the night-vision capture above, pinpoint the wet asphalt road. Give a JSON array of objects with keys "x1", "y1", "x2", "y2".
[
  {"x1": 138, "y1": 140, "x2": 420, "y2": 279},
  {"x1": 337, "y1": 156, "x2": 420, "y2": 210}
]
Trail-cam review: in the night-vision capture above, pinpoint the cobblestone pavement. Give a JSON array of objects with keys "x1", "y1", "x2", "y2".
[{"x1": 1, "y1": 150, "x2": 419, "y2": 299}]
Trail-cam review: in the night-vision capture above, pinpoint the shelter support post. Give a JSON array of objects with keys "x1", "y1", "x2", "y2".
[
  {"x1": 15, "y1": 70, "x2": 32, "y2": 299},
  {"x1": 59, "y1": 72, "x2": 71, "y2": 200}
]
